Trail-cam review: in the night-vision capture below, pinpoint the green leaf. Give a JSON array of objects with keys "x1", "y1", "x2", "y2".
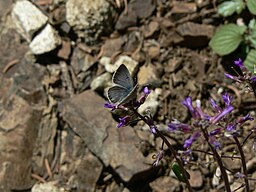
[
  {"x1": 246, "y1": 32, "x2": 256, "y2": 48},
  {"x1": 209, "y1": 24, "x2": 246, "y2": 56},
  {"x1": 244, "y1": 49, "x2": 256, "y2": 72},
  {"x1": 248, "y1": 19, "x2": 256, "y2": 30},
  {"x1": 247, "y1": 0, "x2": 256, "y2": 15},
  {"x1": 218, "y1": 0, "x2": 245, "y2": 17},
  {"x1": 172, "y1": 162, "x2": 190, "y2": 183}
]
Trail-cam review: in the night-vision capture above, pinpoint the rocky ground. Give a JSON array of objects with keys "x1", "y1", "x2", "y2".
[{"x1": 0, "y1": 0, "x2": 256, "y2": 192}]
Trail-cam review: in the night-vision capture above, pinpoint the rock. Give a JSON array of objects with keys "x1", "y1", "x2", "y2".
[
  {"x1": 0, "y1": 1, "x2": 12, "y2": 19},
  {"x1": 102, "y1": 55, "x2": 138, "y2": 76},
  {"x1": 115, "y1": 0, "x2": 156, "y2": 30},
  {"x1": 137, "y1": 64, "x2": 160, "y2": 86},
  {"x1": 57, "y1": 39, "x2": 71, "y2": 60},
  {"x1": 66, "y1": 0, "x2": 115, "y2": 44},
  {"x1": 71, "y1": 47, "x2": 97, "y2": 74},
  {"x1": 114, "y1": 55, "x2": 138, "y2": 74},
  {"x1": 176, "y1": 22, "x2": 215, "y2": 48},
  {"x1": 188, "y1": 170, "x2": 203, "y2": 188},
  {"x1": 32, "y1": 181, "x2": 66, "y2": 192},
  {"x1": 59, "y1": 130, "x2": 103, "y2": 192},
  {"x1": 90, "y1": 72, "x2": 112, "y2": 91},
  {"x1": 0, "y1": 28, "x2": 29, "y2": 74},
  {"x1": 101, "y1": 37, "x2": 126, "y2": 57},
  {"x1": 115, "y1": 6, "x2": 137, "y2": 31},
  {"x1": 147, "y1": 42, "x2": 160, "y2": 59},
  {"x1": 142, "y1": 21, "x2": 159, "y2": 38},
  {"x1": 171, "y1": 2, "x2": 197, "y2": 15},
  {"x1": 138, "y1": 88, "x2": 161, "y2": 117},
  {"x1": 11, "y1": 0, "x2": 48, "y2": 41},
  {"x1": 99, "y1": 56, "x2": 112, "y2": 67},
  {"x1": 150, "y1": 176, "x2": 181, "y2": 192},
  {"x1": 60, "y1": 90, "x2": 157, "y2": 183},
  {"x1": 29, "y1": 24, "x2": 62, "y2": 55},
  {"x1": 0, "y1": 76, "x2": 43, "y2": 191},
  {"x1": 67, "y1": 150, "x2": 103, "y2": 191},
  {"x1": 212, "y1": 167, "x2": 221, "y2": 187},
  {"x1": 131, "y1": 0, "x2": 156, "y2": 19}
]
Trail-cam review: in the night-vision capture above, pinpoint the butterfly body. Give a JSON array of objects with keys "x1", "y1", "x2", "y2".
[{"x1": 107, "y1": 64, "x2": 138, "y2": 105}]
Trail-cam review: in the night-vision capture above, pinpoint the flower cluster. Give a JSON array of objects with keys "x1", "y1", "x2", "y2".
[
  {"x1": 168, "y1": 92, "x2": 254, "y2": 151},
  {"x1": 225, "y1": 58, "x2": 256, "y2": 90}
]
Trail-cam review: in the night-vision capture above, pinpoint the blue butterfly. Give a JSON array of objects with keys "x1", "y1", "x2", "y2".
[{"x1": 107, "y1": 64, "x2": 138, "y2": 105}]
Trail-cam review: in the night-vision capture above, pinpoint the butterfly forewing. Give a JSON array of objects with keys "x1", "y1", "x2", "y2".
[
  {"x1": 112, "y1": 64, "x2": 134, "y2": 90},
  {"x1": 107, "y1": 86, "x2": 130, "y2": 104}
]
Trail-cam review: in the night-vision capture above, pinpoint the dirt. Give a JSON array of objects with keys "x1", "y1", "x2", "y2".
[{"x1": 0, "y1": 0, "x2": 256, "y2": 192}]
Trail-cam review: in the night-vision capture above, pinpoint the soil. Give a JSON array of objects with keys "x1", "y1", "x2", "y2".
[{"x1": 0, "y1": 0, "x2": 256, "y2": 192}]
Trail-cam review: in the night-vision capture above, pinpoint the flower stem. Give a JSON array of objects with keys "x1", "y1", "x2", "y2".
[
  {"x1": 233, "y1": 136, "x2": 250, "y2": 192},
  {"x1": 131, "y1": 108, "x2": 193, "y2": 192},
  {"x1": 200, "y1": 126, "x2": 231, "y2": 192}
]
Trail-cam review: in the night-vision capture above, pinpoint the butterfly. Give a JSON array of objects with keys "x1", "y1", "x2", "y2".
[{"x1": 107, "y1": 64, "x2": 138, "y2": 105}]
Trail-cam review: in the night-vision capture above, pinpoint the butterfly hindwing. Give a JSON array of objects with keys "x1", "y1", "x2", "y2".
[
  {"x1": 107, "y1": 86, "x2": 130, "y2": 104},
  {"x1": 112, "y1": 64, "x2": 134, "y2": 90}
]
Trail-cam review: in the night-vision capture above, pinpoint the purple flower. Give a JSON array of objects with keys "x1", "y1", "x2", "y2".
[
  {"x1": 209, "y1": 135, "x2": 222, "y2": 150},
  {"x1": 212, "y1": 140, "x2": 222, "y2": 150},
  {"x1": 153, "y1": 150, "x2": 164, "y2": 166},
  {"x1": 227, "y1": 123, "x2": 236, "y2": 132},
  {"x1": 251, "y1": 76, "x2": 256, "y2": 82},
  {"x1": 104, "y1": 102, "x2": 117, "y2": 111},
  {"x1": 182, "y1": 149, "x2": 193, "y2": 164},
  {"x1": 224, "y1": 73, "x2": 242, "y2": 82},
  {"x1": 210, "y1": 105, "x2": 234, "y2": 124},
  {"x1": 237, "y1": 114, "x2": 254, "y2": 124},
  {"x1": 182, "y1": 97, "x2": 200, "y2": 118},
  {"x1": 225, "y1": 123, "x2": 239, "y2": 137},
  {"x1": 117, "y1": 116, "x2": 131, "y2": 128},
  {"x1": 137, "y1": 87, "x2": 151, "y2": 106},
  {"x1": 182, "y1": 97, "x2": 195, "y2": 113},
  {"x1": 210, "y1": 98, "x2": 222, "y2": 113},
  {"x1": 168, "y1": 122, "x2": 192, "y2": 133},
  {"x1": 209, "y1": 128, "x2": 222, "y2": 136},
  {"x1": 234, "y1": 172, "x2": 245, "y2": 179},
  {"x1": 222, "y1": 92, "x2": 233, "y2": 106},
  {"x1": 234, "y1": 58, "x2": 244, "y2": 68},
  {"x1": 150, "y1": 124, "x2": 158, "y2": 134},
  {"x1": 143, "y1": 87, "x2": 151, "y2": 95},
  {"x1": 184, "y1": 132, "x2": 201, "y2": 149}
]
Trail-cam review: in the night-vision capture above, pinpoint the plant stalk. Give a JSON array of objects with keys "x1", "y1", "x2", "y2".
[
  {"x1": 200, "y1": 127, "x2": 231, "y2": 192},
  {"x1": 233, "y1": 136, "x2": 250, "y2": 192},
  {"x1": 131, "y1": 108, "x2": 193, "y2": 192}
]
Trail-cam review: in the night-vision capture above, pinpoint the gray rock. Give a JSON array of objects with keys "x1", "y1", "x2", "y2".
[
  {"x1": 60, "y1": 90, "x2": 156, "y2": 182},
  {"x1": 150, "y1": 176, "x2": 181, "y2": 192},
  {"x1": 102, "y1": 55, "x2": 138, "y2": 75},
  {"x1": 90, "y1": 72, "x2": 111, "y2": 91},
  {"x1": 59, "y1": 129, "x2": 103, "y2": 191},
  {"x1": 11, "y1": 0, "x2": 48, "y2": 41},
  {"x1": 32, "y1": 181, "x2": 66, "y2": 192},
  {"x1": 66, "y1": 0, "x2": 115, "y2": 44},
  {"x1": 137, "y1": 64, "x2": 160, "y2": 86},
  {"x1": 29, "y1": 24, "x2": 62, "y2": 55},
  {"x1": 138, "y1": 88, "x2": 161, "y2": 117},
  {"x1": 0, "y1": 76, "x2": 43, "y2": 191},
  {"x1": 188, "y1": 170, "x2": 203, "y2": 189}
]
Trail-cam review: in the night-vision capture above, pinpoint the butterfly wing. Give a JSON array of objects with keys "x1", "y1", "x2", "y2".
[
  {"x1": 112, "y1": 64, "x2": 134, "y2": 90},
  {"x1": 107, "y1": 85, "x2": 131, "y2": 104},
  {"x1": 118, "y1": 84, "x2": 138, "y2": 105}
]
